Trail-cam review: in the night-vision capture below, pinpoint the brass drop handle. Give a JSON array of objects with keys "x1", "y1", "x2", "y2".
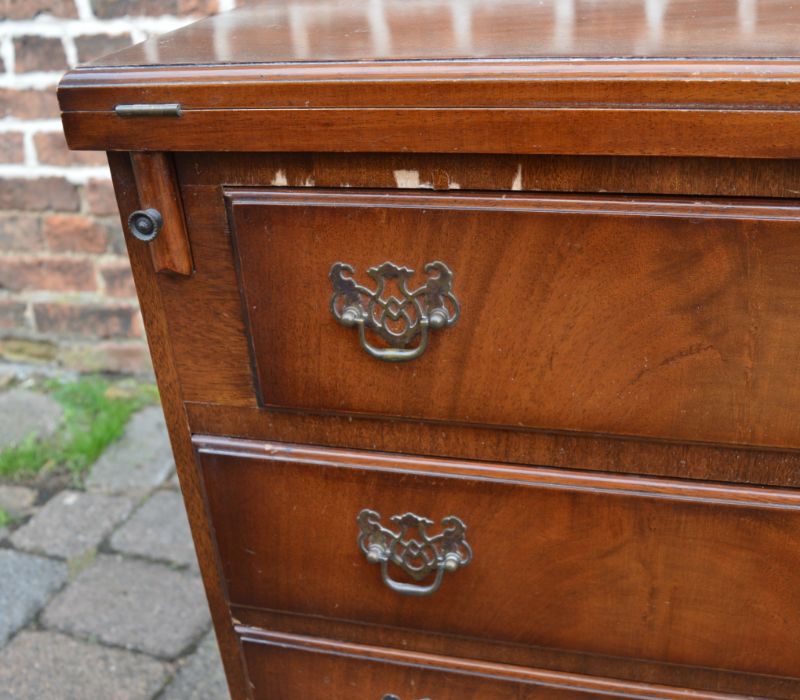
[
  {"x1": 357, "y1": 509, "x2": 472, "y2": 597},
  {"x1": 330, "y1": 261, "x2": 459, "y2": 362},
  {"x1": 128, "y1": 208, "x2": 163, "y2": 242}
]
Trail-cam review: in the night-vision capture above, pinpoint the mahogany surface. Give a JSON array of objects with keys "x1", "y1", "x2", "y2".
[
  {"x1": 196, "y1": 438, "x2": 800, "y2": 680},
  {"x1": 105, "y1": 153, "x2": 252, "y2": 697},
  {"x1": 227, "y1": 189, "x2": 800, "y2": 450},
  {"x1": 60, "y1": 107, "x2": 800, "y2": 158},
  {"x1": 60, "y1": 2, "x2": 800, "y2": 698},
  {"x1": 239, "y1": 632, "x2": 753, "y2": 700},
  {"x1": 232, "y1": 609, "x2": 800, "y2": 699},
  {"x1": 83, "y1": 0, "x2": 800, "y2": 66},
  {"x1": 129, "y1": 152, "x2": 193, "y2": 276},
  {"x1": 176, "y1": 153, "x2": 800, "y2": 199},
  {"x1": 57, "y1": 1, "x2": 800, "y2": 157}
]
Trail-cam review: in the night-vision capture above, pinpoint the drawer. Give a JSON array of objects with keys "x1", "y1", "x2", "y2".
[
  {"x1": 239, "y1": 630, "x2": 747, "y2": 700},
  {"x1": 196, "y1": 437, "x2": 800, "y2": 679},
  {"x1": 226, "y1": 189, "x2": 800, "y2": 450}
]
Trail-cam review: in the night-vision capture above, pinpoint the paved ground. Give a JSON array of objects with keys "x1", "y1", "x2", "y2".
[{"x1": 0, "y1": 384, "x2": 229, "y2": 699}]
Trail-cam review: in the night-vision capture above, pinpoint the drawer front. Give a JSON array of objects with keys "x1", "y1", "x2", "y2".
[
  {"x1": 227, "y1": 189, "x2": 800, "y2": 450},
  {"x1": 240, "y1": 631, "x2": 745, "y2": 700},
  {"x1": 196, "y1": 437, "x2": 800, "y2": 679}
]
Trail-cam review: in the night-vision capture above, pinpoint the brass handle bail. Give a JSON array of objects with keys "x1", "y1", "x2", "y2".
[{"x1": 330, "y1": 260, "x2": 459, "y2": 362}]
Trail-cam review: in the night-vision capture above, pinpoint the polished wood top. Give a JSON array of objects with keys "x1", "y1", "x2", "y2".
[
  {"x1": 58, "y1": 0, "x2": 800, "y2": 156},
  {"x1": 95, "y1": 0, "x2": 800, "y2": 66}
]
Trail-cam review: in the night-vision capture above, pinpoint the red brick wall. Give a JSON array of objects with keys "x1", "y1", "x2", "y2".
[{"x1": 0, "y1": 0, "x2": 235, "y2": 375}]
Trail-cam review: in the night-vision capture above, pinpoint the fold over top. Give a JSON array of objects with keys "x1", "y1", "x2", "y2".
[{"x1": 58, "y1": 0, "x2": 800, "y2": 157}]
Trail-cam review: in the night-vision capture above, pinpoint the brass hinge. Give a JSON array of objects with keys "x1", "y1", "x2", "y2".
[{"x1": 114, "y1": 103, "x2": 182, "y2": 117}]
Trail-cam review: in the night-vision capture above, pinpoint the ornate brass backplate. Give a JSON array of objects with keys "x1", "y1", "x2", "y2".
[
  {"x1": 329, "y1": 261, "x2": 459, "y2": 361},
  {"x1": 357, "y1": 509, "x2": 472, "y2": 596}
]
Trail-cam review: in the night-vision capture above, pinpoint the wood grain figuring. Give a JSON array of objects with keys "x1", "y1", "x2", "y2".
[
  {"x1": 227, "y1": 189, "x2": 800, "y2": 451},
  {"x1": 154, "y1": 185, "x2": 257, "y2": 408},
  {"x1": 164, "y1": 180, "x2": 800, "y2": 486},
  {"x1": 106, "y1": 153, "x2": 252, "y2": 699},
  {"x1": 129, "y1": 152, "x2": 193, "y2": 276},
  {"x1": 60, "y1": 107, "x2": 800, "y2": 158},
  {"x1": 76, "y1": 0, "x2": 800, "y2": 65},
  {"x1": 195, "y1": 437, "x2": 800, "y2": 679},
  {"x1": 66, "y1": 5, "x2": 800, "y2": 697},
  {"x1": 240, "y1": 631, "x2": 755, "y2": 700},
  {"x1": 53, "y1": 60, "x2": 800, "y2": 111},
  {"x1": 232, "y1": 608, "x2": 800, "y2": 699},
  {"x1": 185, "y1": 402, "x2": 800, "y2": 489}
]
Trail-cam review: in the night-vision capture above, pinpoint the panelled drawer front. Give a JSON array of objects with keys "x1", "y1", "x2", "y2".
[
  {"x1": 239, "y1": 632, "x2": 747, "y2": 700},
  {"x1": 242, "y1": 636, "x2": 588, "y2": 700},
  {"x1": 227, "y1": 189, "x2": 800, "y2": 450},
  {"x1": 196, "y1": 437, "x2": 800, "y2": 679}
]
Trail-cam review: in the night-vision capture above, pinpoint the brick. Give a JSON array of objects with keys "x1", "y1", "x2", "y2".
[
  {"x1": 0, "y1": 178, "x2": 80, "y2": 212},
  {"x1": 100, "y1": 260, "x2": 136, "y2": 296},
  {"x1": 178, "y1": 0, "x2": 219, "y2": 13},
  {"x1": 105, "y1": 218, "x2": 128, "y2": 254},
  {"x1": 42, "y1": 555, "x2": 210, "y2": 659},
  {"x1": 34, "y1": 131, "x2": 107, "y2": 167},
  {"x1": 0, "y1": 552, "x2": 67, "y2": 647},
  {"x1": 59, "y1": 340, "x2": 153, "y2": 374},
  {"x1": 0, "y1": 88, "x2": 59, "y2": 119},
  {"x1": 91, "y1": 0, "x2": 164, "y2": 17},
  {"x1": 43, "y1": 214, "x2": 109, "y2": 253},
  {"x1": 87, "y1": 406, "x2": 173, "y2": 494},
  {"x1": 0, "y1": 0, "x2": 78, "y2": 19},
  {"x1": 75, "y1": 33, "x2": 133, "y2": 64},
  {"x1": 0, "y1": 215, "x2": 44, "y2": 252},
  {"x1": 0, "y1": 338, "x2": 58, "y2": 363},
  {"x1": 85, "y1": 178, "x2": 117, "y2": 216},
  {"x1": 0, "y1": 133, "x2": 23, "y2": 164},
  {"x1": 91, "y1": 0, "x2": 217, "y2": 18},
  {"x1": 11, "y1": 491, "x2": 135, "y2": 560},
  {"x1": 0, "y1": 256, "x2": 96, "y2": 292},
  {"x1": 0, "y1": 300, "x2": 26, "y2": 331},
  {"x1": 33, "y1": 302, "x2": 140, "y2": 338},
  {"x1": 0, "y1": 631, "x2": 167, "y2": 700},
  {"x1": 14, "y1": 36, "x2": 68, "y2": 73}
]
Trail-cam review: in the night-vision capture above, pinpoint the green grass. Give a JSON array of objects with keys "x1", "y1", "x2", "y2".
[
  {"x1": 0, "y1": 377, "x2": 159, "y2": 482},
  {"x1": 0, "y1": 505, "x2": 11, "y2": 528}
]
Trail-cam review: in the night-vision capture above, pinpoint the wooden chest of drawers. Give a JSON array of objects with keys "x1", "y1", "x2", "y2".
[{"x1": 59, "y1": 2, "x2": 800, "y2": 698}]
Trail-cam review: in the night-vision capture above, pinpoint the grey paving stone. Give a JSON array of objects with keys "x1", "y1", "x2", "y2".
[
  {"x1": 110, "y1": 490, "x2": 199, "y2": 570},
  {"x1": 86, "y1": 406, "x2": 173, "y2": 495},
  {"x1": 0, "y1": 550, "x2": 67, "y2": 647},
  {"x1": 10, "y1": 490, "x2": 134, "y2": 559},
  {"x1": 0, "y1": 369, "x2": 15, "y2": 389},
  {"x1": 160, "y1": 631, "x2": 229, "y2": 700},
  {"x1": 43, "y1": 554, "x2": 210, "y2": 659},
  {"x1": 0, "y1": 485, "x2": 36, "y2": 518},
  {"x1": 0, "y1": 630, "x2": 167, "y2": 700},
  {"x1": 0, "y1": 387, "x2": 62, "y2": 450}
]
